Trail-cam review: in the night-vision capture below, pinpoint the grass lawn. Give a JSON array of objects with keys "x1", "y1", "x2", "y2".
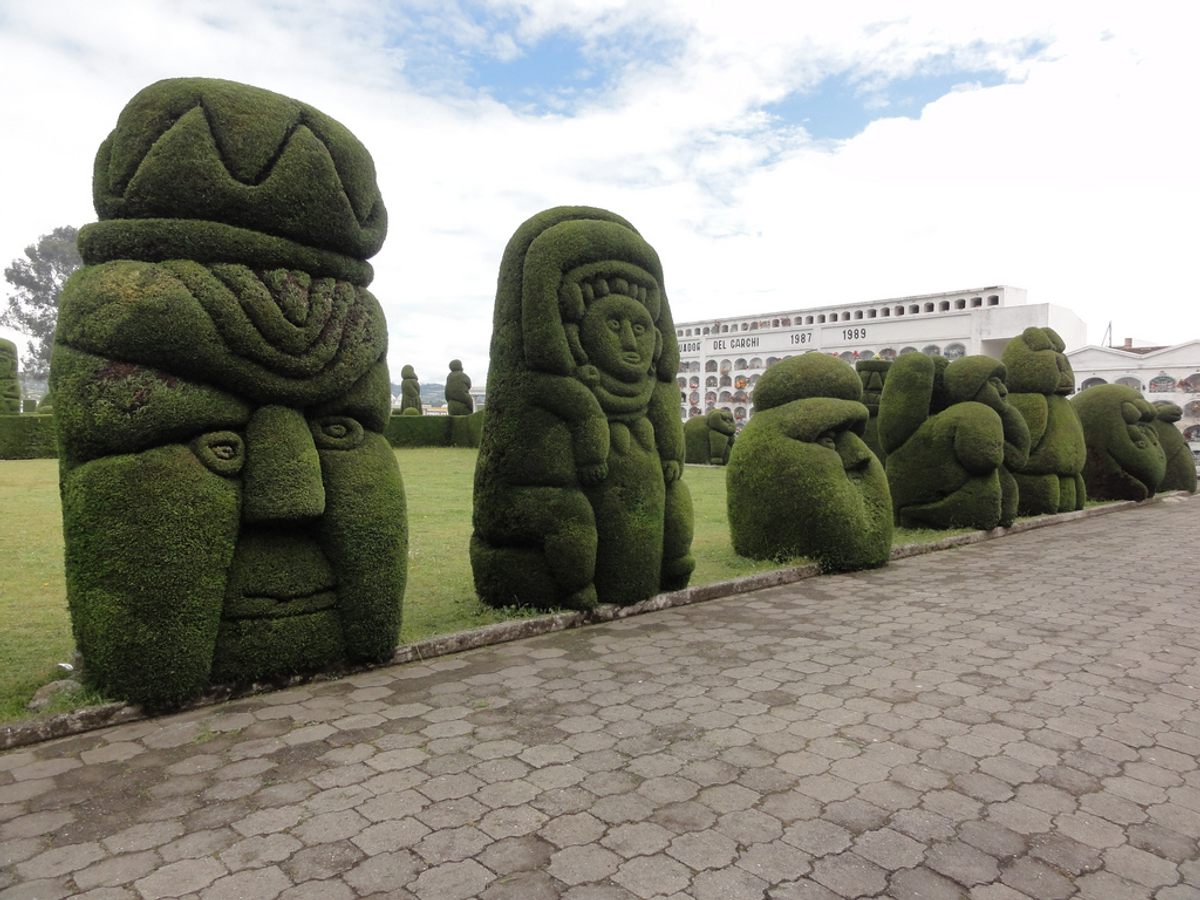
[{"x1": 1, "y1": 449, "x2": 975, "y2": 722}]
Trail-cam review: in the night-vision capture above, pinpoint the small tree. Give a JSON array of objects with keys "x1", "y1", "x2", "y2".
[{"x1": 1, "y1": 226, "x2": 82, "y2": 376}]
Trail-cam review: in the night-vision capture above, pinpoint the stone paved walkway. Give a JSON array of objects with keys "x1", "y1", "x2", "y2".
[{"x1": 2, "y1": 498, "x2": 1199, "y2": 900}]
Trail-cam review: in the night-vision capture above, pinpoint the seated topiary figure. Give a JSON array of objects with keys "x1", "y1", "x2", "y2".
[
  {"x1": 856, "y1": 358, "x2": 891, "y2": 463},
  {"x1": 1152, "y1": 401, "x2": 1197, "y2": 493},
  {"x1": 879, "y1": 354, "x2": 1029, "y2": 530},
  {"x1": 684, "y1": 408, "x2": 736, "y2": 464},
  {"x1": 1001, "y1": 327, "x2": 1087, "y2": 514},
  {"x1": 445, "y1": 359, "x2": 474, "y2": 415},
  {"x1": 400, "y1": 364, "x2": 422, "y2": 414},
  {"x1": 50, "y1": 78, "x2": 407, "y2": 709},
  {"x1": 471, "y1": 206, "x2": 694, "y2": 610},
  {"x1": 726, "y1": 354, "x2": 891, "y2": 570},
  {"x1": 0, "y1": 339, "x2": 19, "y2": 414},
  {"x1": 1071, "y1": 384, "x2": 1165, "y2": 501}
]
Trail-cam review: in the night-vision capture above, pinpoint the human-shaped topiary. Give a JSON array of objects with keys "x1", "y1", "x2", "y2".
[
  {"x1": 684, "y1": 408, "x2": 736, "y2": 464},
  {"x1": 726, "y1": 354, "x2": 892, "y2": 570},
  {"x1": 471, "y1": 206, "x2": 694, "y2": 610},
  {"x1": 0, "y1": 339, "x2": 20, "y2": 415},
  {"x1": 1070, "y1": 384, "x2": 1165, "y2": 501},
  {"x1": 1000, "y1": 327, "x2": 1087, "y2": 514},
  {"x1": 879, "y1": 354, "x2": 1029, "y2": 530},
  {"x1": 1151, "y1": 401, "x2": 1197, "y2": 493},
  {"x1": 399, "y1": 365, "x2": 422, "y2": 415},
  {"x1": 855, "y1": 358, "x2": 891, "y2": 463},
  {"x1": 50, "y1": 78, "x2": 407, "y2": 709},
  {"x1": 445, "y1": 359, "x2": 474, "y2": 415}
]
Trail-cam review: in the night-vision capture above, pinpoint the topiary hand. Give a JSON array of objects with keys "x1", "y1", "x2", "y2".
[
  {"x1": 662, "y1": 460, "x2": 681, "y2": 483},
  {"x1": 579, "y1": 462, "x2": 609, "y2": 484}
]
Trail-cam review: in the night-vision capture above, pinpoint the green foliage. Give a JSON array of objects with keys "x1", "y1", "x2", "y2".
[
  {"x1": 385, "y1": 410, "x2": 485, "y2": 448},
  {"x1": 445, "y1": 359, "x2": 474, "y2": 415},
  {"x1": 0, "y1": 415, "x2": 57, "y2": 459},
  {"x1": 399, "y1": 364, "x2": 422, "y2": 414},
  {"x1": 24, "y1": 396, "x2": 38, "y2": 413},
  {"x1": 726, "y1": 355, "x2": 892, "y2": 571},
  {"x1": 684, "y1": 409, "x2": 735, "y2": 464},
  {"x1": 1152, "y1": 401, "x2": 1195, "y2": 493},
  {"x1": 472, "y1": 206, "x2": 693, "y2": 610},
  {"x1": 1071, "y1": 384, "x2": 1166, "y2": 501},
  {"x1": 1, "y1": 227, "x2": 82, "y2": 377},
  {"x1": 856, "y1": 358, "x2": 891, "y2": 463},
  {"x1": 0, "y1": 338, "x2": 19, "y2": 413}
]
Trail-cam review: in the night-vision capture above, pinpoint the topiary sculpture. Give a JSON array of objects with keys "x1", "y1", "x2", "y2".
[
  {"x1": 0, "y1": 339, "x2": 19, "y2": 414},
  {"x1": 879, "y1": 354, "x2": 1028, "y2": 530},
  {"x1": 471, "y1": 206, "x2": 694, "y2": 610},
  {"x1": 1151, "y1": 401, "x2": 1197, "y2": 493},
  {"x1": 50, "y1": 78, "x2": 407, "y2": 709},
  {"x1": 399, "y1": 364, "x2": 422, "y2": 414},
  {"x1": 684, "y1": 408, "x2": 736, "y2": 465},
  {"x1": 36, "y1": 392, "x2": 53, "y2": 415},
  {"x1": 855, "y1": 358, "x2": 891, "y2": 463},
  {"x1": 1000, "y1": 327, "x2": 1087, "y2": 514},
  {"x1": 445, "y1": 359, "x2": 474, "y2": 415},
  {"x1": 726, "y1": 354, "x2": 892, "y2": 570},
  {"x1": 1070, "y1": 384, "x2": 1165, "y2": 501}
]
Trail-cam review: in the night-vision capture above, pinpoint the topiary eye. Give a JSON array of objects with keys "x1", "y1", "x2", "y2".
[
  {"x1": 191, "y1": 431, "x2": 244, "y2": 476},
  {"x1": 817, "y1": 431, "x2": 837, "y2": 449},
  {"x1": 312, "y1": 415, "x2": 364, "y2": 450},
  {"x1": 607, "y1": 319, "x2": 621, "y2": 332},
  {"x1": 632, "y1": 323, "x2": 646, "y2": 336}
]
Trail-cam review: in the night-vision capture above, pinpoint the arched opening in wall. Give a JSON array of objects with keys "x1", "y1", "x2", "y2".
[
  {"x1": 689, "y1": 405, "x2": 702, "y2": 417},
  {"x1": 719, "y1": 390, "x2": 733, "y2": 402},
  {"x1": 734, "y1": 375, "x2": 748, "y2": 390},
  {"x1": 720, "y1": 374, "x2": 732, "y2": 388},
  {"x1": 749, "y1": 322, "x2": 759, "y2": 330},
  {"x1": 859, "y1": 350, "x2": 875, "y2": 360},
  {"x1": 702, "y1": 327, "x2": 710, "y2": 335},
  {"x1": 1117, "y1": 376, "x2": 1142, "y2": 390},
  {"x1": 772, "y1": 319, "x2": 780, "y2": 328},
  {"x1": 939, "y1": 301, "x2": 950, "y2": 311},
  {"x1": 817, "y1": 314, "x2": 827, "y2": 323},
  {"x1": 970, "y1": 297, "x2": 982, "y2": 307},
  {"x1": 841, "y1": 312, "x2": 851, "y2": 321},
  {"x1": 923, "y1": 303, "x2": 934, "y2": 313},
  {"x1": 804, "y1": 316, "x2": 814, "y2": 325},
  {"x1": 705, "y1": 391, "x2": 717, "y2": 405},
  {"x1": 749, "y1": 357, "x2": 762, "y2": 369},
  {"x1": 750, "y1": 374, "x2": 761, "y2": 386},
  {"x1": 734, "y1": 406, "x2": 747, "y2": 421},
  {"x1": 854, "y1": 310, "x2": 864, "y2": 320},
  {"x1": 1181, "y1": 372, "x2": 1200, "y2": 391},
  {"x1": 955, "y1": 299, "x2": 966, "y2": 309},
  {"x1": 677, "y1": 377, "x2": 687, "y2": 389},
  {"x1": 733, "y1": 390, "x2": 749, "y2": 404},
  {"x1": 741, "y1": 322, "x2": 749, "y2": 331},
  {"x1": 899, "y1": 346, "x2": 917, "y2": 356},
  {"x1": 881, "y1": 308, "x2": 890, "y2": 317},
  {"x1": 705, "y1": 360, "x2": 718, "y2": 372},
  {"x1": 879, "y1": 348, "x2": 897, "y2": 360},
  {"x1": 839, "y1": 351, "x2": 854, "y2": 362},
  {"x1": 895, "y1": 307, "x2": 905, "y2": 316},
  {"x1": 922, "y1": 345, "x2": 942, "y2": 356},
  {"x1": 988, "y1": 295, "x2": 1000, "y2": 305},
  {"x1": 688, "y1": 391, "x2": 699, "y2": 405},
  {"x1": 679, "y1": 391, "x2": 686, "y2": 404},
  {"x1": 781, "y1": 318, "x2": 792, "y2": 326},
  {"x1": 720, "y1": 359, "x2": 732, "y2": 374},
  {"x1": 689, "y1": 376, "x2": 700, "y2": 388},
  {"x1": 721, "y1": 325, "x2": 729, "y2": 333},
  {"x1": 1080, "y1": 377, "x2": 1107, "y2": 390},
  {"x1": 1149, "y1": 375, "x2": 1176, "y2": 393},
  {"x1": 1184, "y1": 424, "x2": 1200, "y2": 440},
  {"x1": 766, "y1": 356, "x2": 779, "y2": 368},
  {"x1": 909, "y1": 305, "x2": 920, "y2": 314},
  {"x1": 706, "y1": 375, "x2": 718, "y2": 387},
  {"x1": 692, "y1": 361, "x2": 702, "y2": 372},
  {"x1": 734, "y1": 358, "x2": 748, "y2": 370},
  {"x1": 867, "y1": 309, "x2": 877, "y2": 319},
  {"x1": 943, "y1": 343, "x2": 966, "y2": 360}
]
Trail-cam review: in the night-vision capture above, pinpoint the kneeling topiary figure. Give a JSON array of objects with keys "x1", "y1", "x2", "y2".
[
  {"x1": 1001, "y1": 327, "x2": 1087, "y2": 514},
  {"x1": 684, "y1": 408, "x2": 736, "y2": 465},
  {"x1": 1152, "y1": 402, "x2": 1196, "y2": 493},
  {"x1": 855, "y1": 359, "x2": 891, "y2": 463},
  {"x1": 50, "y1": 78, "x2": 407, "y2": 709},
  {"x1": 0, "y1": 339, "x2": 19, "y2": 415},
  {"x1": 726, "y1": 354, "x2": 892, "y2": 570},
  {"x1": 1071, "y1": 384, "x2": 1165, "y2": 501},
  {"x1": 399, "y1": 365, "x2": 422, "y2": 414},
  {"x1": 471, "y1": 206, "x2": 694, "y2": 610},
  {"x1": 445, "y1": 359, "x2": 474, "y2": 415}
]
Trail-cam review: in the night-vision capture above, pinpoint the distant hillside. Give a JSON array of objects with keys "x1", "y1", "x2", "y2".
[{"x1": 391, "y1": 382, "x2": 446, "y2": 406}]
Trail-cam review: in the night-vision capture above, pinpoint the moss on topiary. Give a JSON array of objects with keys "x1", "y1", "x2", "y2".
[
  {"x1": 445, "y1": 359, "x2": 474, "y2": 415},
  {"x1": 855, "y1": 358, "x2": 891, "y2": 464},
  {"x1": 1000, "y1": 327, "x2": 1087, "y2": 514},
  {"x1": 1070, "y1": 384, "x2": 1165, "y2": 501},
  {"x1": 471, "y1": 206, "x2": 694, "y2": 610},
  {"x1": 51, "y1": 78, "x2": 406, "y2": 710},
  {"x1": 1151, "y1": 401, "x2": 1197, "y2": 493},
  {"x1": 0, "y1": 339, "x2": 19, "y2": 415},
  {"x1": 399, "y1": 364, "x2": 422, "y2": 415},
  {"x1": 684, "y1": 408, "x2": 736, "y2": 464},
  {"x1": 726, "y1": 355, "x2": 892, "y2": 570}
]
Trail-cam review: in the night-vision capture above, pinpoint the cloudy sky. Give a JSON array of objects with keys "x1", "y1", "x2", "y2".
[{"x1": 1, "y1": 1, "x2": 1197, "y2": 384}]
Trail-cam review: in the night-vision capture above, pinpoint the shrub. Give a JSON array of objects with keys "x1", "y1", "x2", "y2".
[
  {"x1": 1071, "y1": 384, "x2": 1165, "y2": 501},
  {"x1": 855, "y1": 358, "x2": 891, "y2": 464},
  {"x1": 684, "y1": 408, "x2": 735, "y2": 464},
  {"x1": 445, "y1": 359, "x2": 474, "y2": 415},
  {"x1": 0, "y1": 414, "x2": 57, "y2": 459},
  {"x1": 1151, "y1": 401, "x2": 1195, "y2": 493},
  {"x1": 0, "y1": 339, "x2": 19, "y2": 415}
]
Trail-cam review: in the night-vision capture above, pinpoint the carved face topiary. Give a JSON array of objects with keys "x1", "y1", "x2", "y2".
[
  {"x1": 471, "y1": 206, "x2": 693, "y2": 609},
  {"x1": 0, "y1": 339, "x2": 19, "y2": 414},
  {"x1": 51, "y1": 78, "x2": 406, "y2": 709},
  {"x1": 1002, "y1": 326, "x2": 1075, "y2": 395},
  {"x1": 1151, "y1": 401, "x2": 1195, "y2": 493},
  {"x1": 855, "y1": 358, "x2": 891, "y2": 462},
  {"x1": 445, "y1": 359, "x2": 474, "y2": 415},
  {"x1": 726, "y1": 354, "x2": 892, "y2": 570},
  {"x1": 1071, "y1": 384, "x2": 1166, "y2": 501}
]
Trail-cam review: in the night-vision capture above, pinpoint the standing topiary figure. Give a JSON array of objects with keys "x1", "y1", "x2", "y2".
[
  {"x1": 855, "y1": 359, "x2": 891, "y2": 463},
  {"x1": 399, "y1": 364, "x2": 422, "y2": 414},
  {"x1": 1151, "y1": 401, "x2": 1197, "y2": 493},
  {"x1": 472, "y1": 206, "x2": 694, "y2": 610},
  {"x1": 1071, "y1": 385, "x2": 1165, "y2": 501},
  {"x1": 445, "y1": 359, "x2": 474, "y2": 415},
  {"x1": 684, "y1": 408, "x2": 736, "y2": 464},
  {"x1": 879, "y1": 354, "x2": 1029, "y2": 530},
  {"x1": 1001, "y1": 327, "x2": 1087, "y2": 514},
  {"x1": 0, "y1": 339, "x2": 19, "y2": 414},
  {"x1": 50, "y1": 78, "x2": 407, "y2": 709},
  {"x1": 726, "y1": 354, "x2": 892, "y2": 570}
]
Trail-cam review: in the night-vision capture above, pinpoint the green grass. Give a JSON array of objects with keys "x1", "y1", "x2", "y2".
[{"x1": 0, "y1": 450, "x2": 1007, "y2": 723}]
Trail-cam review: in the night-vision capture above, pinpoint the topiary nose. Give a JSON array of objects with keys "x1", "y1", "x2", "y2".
[{"x1": 241, "y1": 405, "x2": 326, "y2": 523}]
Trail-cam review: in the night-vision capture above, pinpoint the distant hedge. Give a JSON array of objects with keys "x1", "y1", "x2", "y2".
[
  {"x1": 0, "y1": 414, "x2": 57, "y2": 459},
  {"x1": 385, "y1": 410, "x2": 484, "y2": 447}
]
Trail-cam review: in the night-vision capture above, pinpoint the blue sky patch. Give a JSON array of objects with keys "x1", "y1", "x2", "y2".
[{"x1": 467, "y1": 31, "x2": 610, "y2": 112}]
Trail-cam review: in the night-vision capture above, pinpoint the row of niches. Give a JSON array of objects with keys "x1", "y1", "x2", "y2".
[
  {"x1": 681, "y1": 402, "x2": 752, "y2": 421},
  {"x1": 680, "y1": 388, "x2": 752, "y2": 407},
  {"x1": 674, "y1": 295, "x2": 1002, "y2": 338},
  {"x1": 1079, "y1": 374, "x2": 1200, "y2": 396},
  {"x1": 677, "y1": 343, "x2": 968, "y2": 374}
]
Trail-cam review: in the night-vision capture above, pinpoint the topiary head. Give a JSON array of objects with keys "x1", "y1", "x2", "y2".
[
  {"x1": 449, "y1": 359, "x2": 463, "y2": 372},
  {"x1": 1153, "y1": 400, "x2": 1183, "y2": 423},
  {"x1": 1073, "y1": 384, "x2": 1166, "y2": 496},
  {"x1": 707, "y1": 408, "x2": 736, "y2": 435},
  {"x1": 752, "y1": 354, "x2": 861, "y2": 412},
  {"x1": 944, "y1": 355, "x2": 1009, "y2": 413},
  {"x1": 855, "y1": 359, "x2": 891, "y2": 414},
  {"x1": 1001, "y1": 327, "x2": 1075, "y2": 395},
  {"x1": 401, "y1": 365, "x2": 416, "y2": 379}
]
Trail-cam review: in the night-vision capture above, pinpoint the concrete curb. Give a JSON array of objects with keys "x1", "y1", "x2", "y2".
[{"x1": 3, "y1": 492, "x2": 1190, "y2": 751}]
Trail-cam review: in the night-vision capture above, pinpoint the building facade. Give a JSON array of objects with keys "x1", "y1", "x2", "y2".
[{"x1": 673, "y1": 286, "x2": 1086, "y2": 424}]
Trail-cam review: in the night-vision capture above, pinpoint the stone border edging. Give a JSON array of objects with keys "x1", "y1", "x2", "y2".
[{"x1": 3, "y1": 492, "x2": 1190, "y2": 751}]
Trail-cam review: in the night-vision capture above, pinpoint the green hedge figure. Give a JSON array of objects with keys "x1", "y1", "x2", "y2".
[
  {"x1": 1152, "y1": 401, "x2": 1197, "y2": 493},
  {"x1": 50, "y1": 78, "x2": 407, "y2": 709},
  {"x1": 1071, "y1": 385, "x2": 1165, "y2": 501},
  {"x1": 879, "y1": 354, "x2": 1030, "y2": 530},
  {"x1": 472, "y1": 206, "x2": 694, "y2": 610},
  {"x1": 399, "y1": 364, "x2": 422, "y2": 415},
  {"x1": 684, "y1": 409, "x2": 736, "y2": 465},
  {"x1": 445, "y1": 359, "x2": 474, "y2": 415},
  {"x1": 1001, "y1": 326, "x2": 1087, "y2": 514},
  {"x1": 726, "y1": 355, "x2": 892, "y2": 571},
  {"x1": 855, "y1": 358, "x2": 891, "y2": 463},
  {"x1": 0, "y1": 339, "x2": 19, "y2": 414}
]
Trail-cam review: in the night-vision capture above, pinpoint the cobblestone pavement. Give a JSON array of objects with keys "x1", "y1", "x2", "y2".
[{"x1": 3, "y1": 498, "x2": 1199, "y2": 900}]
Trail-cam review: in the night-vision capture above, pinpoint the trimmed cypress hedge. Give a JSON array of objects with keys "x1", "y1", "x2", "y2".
[
  {"x1": 384, "y1": 410, "x2": 484, "y2": 448},
  {"x1": 0, "y1": 339, "x2": 19, "y2": 415},
  {"x1": 855, "y1": 358, "x2": 891, "y2": 464},
  {"x1": 1071, "y1": 384, "x2": 1166, "y2": 501},
  {"x1": 445, "y1": 359, "x2": 474, "y2": 416},
  {"x1": 0, "y1": 414, "x2": 57, "y2": 459},
  {"x1": 726, "y1": 354, "x2": 892, "y2": 571},
  {"x1": 399, "y1": 365, "x2": 422, "y2": 415},
  {"x1": 684, "y1": 408, "x2": 735, "y2": 464},
  {"x1": 1152, "y1": 401, "x2": 1196, "y2": 493},
  {"x1": 51, "y1": 78, "x2": 406, "y2": 710},
  {"x1": 471, "y1": 206, "x2": 694, "y2": 610}
]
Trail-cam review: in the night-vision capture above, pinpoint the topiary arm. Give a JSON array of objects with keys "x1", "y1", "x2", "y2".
[
  {"x1": 999, "y1": 403, "x2": 1031, "y2": 470},
  {"x1": 528, "y1": 372, "x2": 610, "y2": 483},
  {"x1": 1007, "y1": 393, "x2": 1048, "y2": 448},
  {"x1": 877, "y1": 353, "x2": 934, "y2": 455},
  {"x1": 648, "y1": 380, "x2": 685, "y2": 482},
  {"x1": 942, "y1": 403, "x2": 1005, "y2": 474}
]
